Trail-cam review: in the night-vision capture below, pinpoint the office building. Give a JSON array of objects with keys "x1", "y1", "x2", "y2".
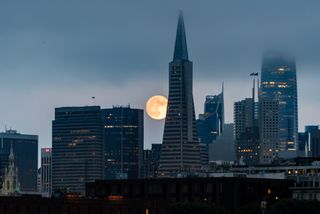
[
  {"x1": 200, "y1": 143, "x2": 209, "y2": 167},
  {"x1": 0, "y1": 149, "x2": 9, "y2": 186},
  {"x1": 310, "y1": 129, "x2": 320, "y2": 158},
  {"x1": 298, "y1": 126, "x2": 320, "y2": 158},
  {"x1": 234, "y1": 98, "x2": 254, "y2": 141},
  {"x1": 298, "y1": 132, "x2": 309, "y2": 157},
  {"x1": 41, "y1": 148, "x2": 52, "y2": 196},
  {"x1": 142, "y1": 149, "x2": 152, "y2": 178},
  {"x1": 159, "y1": 13, "x2": 201, "y2": 176},
  {"x1": 142, "y1": 144, "x2": 161, "y2": 178},
  {"x1": 260, "y1": 53, "x2": 298, "y2": 152},
  {"x1": 237, "y1": 127, "x2": 260, "y2": 165},
  {"x1": 234, "y1": 98, "x2": 259, "y2": 165},
  {"x1": 259, "y1": 99, "x2": 280, "y2": 164},
  {"x1": 52, "y1": 106, "x2": 104, "y2": 195},
  {"x1": 0, "y1": 129, "x2": 38, "y2": 192},
  {"x1": 197, "y1": 90, "x2": 224, "y2": 145},
  {"x1": 37, "y1": 168, "x2": 41, "y2": 192},
  {"x1": 102, "y1": 106, "x2": 143, "y2": 179}
]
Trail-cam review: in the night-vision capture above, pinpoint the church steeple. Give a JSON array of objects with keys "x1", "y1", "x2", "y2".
[
  {"x1": 8, "y1": 144, "x2": 15, "y2": 169},
  {"x1": 0, "y1": 144, "x2": 20, "y2": 195},
  {"x1": 173, "y1": 12, "x2": 189, "y2": 61}
]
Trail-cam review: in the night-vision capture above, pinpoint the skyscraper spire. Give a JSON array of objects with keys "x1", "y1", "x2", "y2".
[
  {"x1": 173, "y1": 12, "x2": 189, "y2": 61},
  {"x1": 9, "y1": 144, "x2": 14, "y2": 167},
  {"x1": 1, "y1": 144, "x2": 20, "y2": 195},
  {"x1": 159, "y1": 12, "x2": 201, "y2": 177}
]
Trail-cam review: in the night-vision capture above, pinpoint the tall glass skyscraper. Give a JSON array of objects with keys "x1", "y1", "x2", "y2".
[
  {"x1": 197, "y1": 89, "x2": 224, "y2": 145},
  {"x1": 102, "y1": 106, "x2": 143, "y2": 180},
  {"x1": 260, "y1": 53, "x2": 298, "y2": 152},
  {"x1": 159, "y1": 13, "x2": 201, "y2": 176},
  {"x1": 204, "y1": 91, "x2": 224, "y2": 134}
]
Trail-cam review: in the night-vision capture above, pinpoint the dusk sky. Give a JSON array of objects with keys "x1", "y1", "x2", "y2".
[{"x1": 1, "y1": 0, "x2": 320, "y2": 153}]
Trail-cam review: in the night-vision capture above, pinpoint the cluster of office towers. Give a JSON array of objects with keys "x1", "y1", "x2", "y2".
[
  {"x1": 0, "y1": 13, "x2": 319, "y2": 197},
  {"x1": 235, "y1": 54, "x2": 299, "y2": 165},
  {"x1": 158, "y1": 13, "x2": 319, "y2": 175}
]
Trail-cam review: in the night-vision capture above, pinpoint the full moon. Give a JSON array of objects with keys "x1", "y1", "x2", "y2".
[{"x1": 146, "y1": 95, "x2": 168, "y2": 120}]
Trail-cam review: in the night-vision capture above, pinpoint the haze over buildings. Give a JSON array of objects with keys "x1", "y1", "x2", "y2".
[
  {"x1": 0, "y1": 4, "x2": 320, "y2": 213},
  {"x1": 0, "y1": 1, "x2": 320, "y2": 152},
  {"x1": 260, "y1": 53, "x2": 298, "y2": 152}
]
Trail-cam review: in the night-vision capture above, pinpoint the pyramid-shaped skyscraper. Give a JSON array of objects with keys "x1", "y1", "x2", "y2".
[{"x1": 159, "y1": 12, "x2": 201, "y2": 177}]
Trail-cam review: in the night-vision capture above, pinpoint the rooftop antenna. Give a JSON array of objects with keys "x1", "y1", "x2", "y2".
[{"x1": 250, "y1": 72, "x2": 259, "y2": 102}]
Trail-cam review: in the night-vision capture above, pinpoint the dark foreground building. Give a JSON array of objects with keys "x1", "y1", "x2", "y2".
[
  {"x1": 0, "y1": 177, "x2": 293, "y2": 214},
  {"x1": 86, "y1": 177, "x2": 293, "y2": 214}
]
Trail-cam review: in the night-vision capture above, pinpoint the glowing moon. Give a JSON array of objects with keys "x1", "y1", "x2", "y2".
[{"x1": 146, "y1": 95, "x2": 168, "y2": 120}]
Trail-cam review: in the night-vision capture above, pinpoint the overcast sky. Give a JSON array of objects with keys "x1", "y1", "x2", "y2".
[{"x1": 0, "y1": 0, "x2": 320, "y2": 153}]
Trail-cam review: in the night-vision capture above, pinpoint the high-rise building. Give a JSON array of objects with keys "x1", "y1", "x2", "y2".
[
  {"x1": 297, "y1": 132, "x2": 308, "y2": 157},
  {"x1": 41, "y1": 148, "x2": 52, "y2": 197},
  {"x1": 234, "y1": 98, "x2": 259, "y2": 165},
  {"x1": 234, "y1": 98, "x2": 254, "y2": 141},
  {"x1": 204, "y1": 91, "x2": 224, "y2": 133},
  {"x1": 52, "y1": 106, "x2": 104, "y2": 195},
  {"x1": 260, "y1": 53, "x2": 298, "y2": 152},
  {"x1": 102, "y1": 106, "x2": 143, "y2": 179},
  {"x1": 0, "y1": 149, "x2": 9, "y2": 187},
  {"x1": 0, "y1": 130, "x2": 38, "y2": 192},
  {"x1": 142, "y1": 144, "x2": 161, "y2": 178},
  {"x1": 309, "y1": 128, "x2": 320, "y2": 158},
  {"x1": 298, "y1": 126, "x2": 320, "y2": 158},
  {"x1": 37, "y1": 168, "x2": 41, "y2": 193},
  {"x1": 259, "y1": 100, "x2": 280, "y2": 164},
  {"x1": 197, "y1": 89, "x2": 224, "y2": 145},
  {"x1": 142, "y1": 149, "x2": 152, "y2": 178},
  {"x1": 237, "y1": 127, "x2": 259, "y2": 165},
  {"x1": 159, "y1": 13, "x2": 201, "y2": 176}
]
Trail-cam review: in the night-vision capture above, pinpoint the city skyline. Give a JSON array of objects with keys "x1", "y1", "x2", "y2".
[{"x1": 1, "y1": 0, "x2": 320, "y2": 153}]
